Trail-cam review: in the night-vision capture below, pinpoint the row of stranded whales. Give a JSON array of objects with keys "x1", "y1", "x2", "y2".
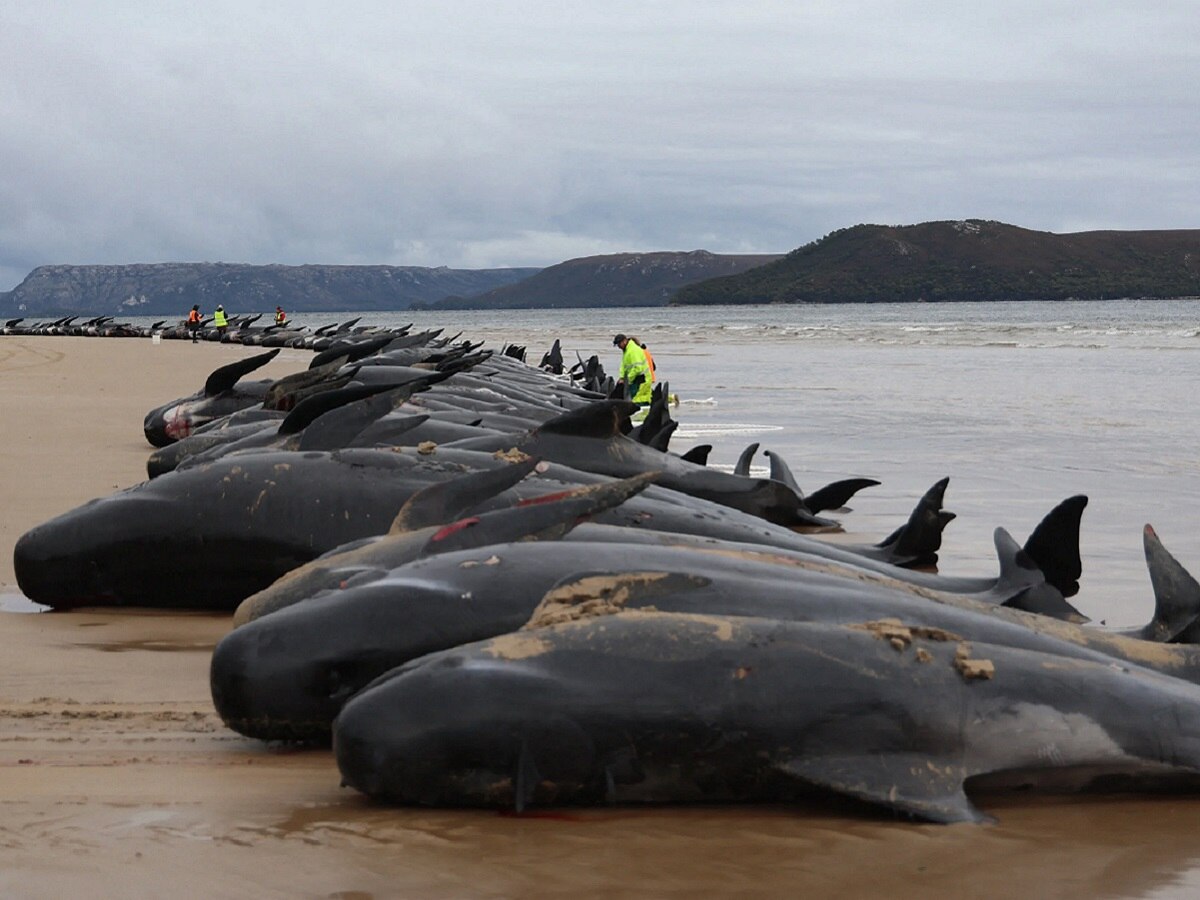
[
  {"x1": 13, "y1": 323, "x2": 1200, "y2": 824},
  {"x1": 210, "y1": 483, "x2": 1197, "y2": 746},
  {"x1": 2, "y1": 313, "x2": 378, "y2": 346}
]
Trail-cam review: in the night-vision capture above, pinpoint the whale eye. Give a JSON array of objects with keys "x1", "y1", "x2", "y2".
[
  {"x1": 326, "y1": 665, "x2": 356, "y2": 702},
  {"x1": 324, "y1": 661, "x2": 374, "y2": 704}
]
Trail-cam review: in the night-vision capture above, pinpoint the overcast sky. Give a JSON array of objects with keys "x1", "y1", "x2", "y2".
[{"x1": 1, "y1": 1, "x2": 1197, "y2": 290}]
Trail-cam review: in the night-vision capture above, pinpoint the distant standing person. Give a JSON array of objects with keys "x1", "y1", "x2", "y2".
[
  {"x1": 213, "y1": 305, "x2": 228, "y2": 336},
  {"x1": 187, "y1": 304, "x2": 202, "y2": 343},
  {"x1": 275, "y1": 306, "x2": 287, "y2": 326},
  {"x1": 612, "y1": 333, "x2": 653, "y2": 404}
]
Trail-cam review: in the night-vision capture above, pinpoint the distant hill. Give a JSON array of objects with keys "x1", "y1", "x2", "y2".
[
  {"x1": 0, "y1": 263, "x2": 542, "y2": 317},
  {"x1": 428, "y1": 250, "x2": 783, "y2": 309},
  {"x1": 673, "y1": 220, "x2": 1200, "y2": 305}
]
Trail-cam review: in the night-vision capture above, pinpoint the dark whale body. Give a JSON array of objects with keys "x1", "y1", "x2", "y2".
[{"x1": 333, "y1": 612, "x2": 1200, "y2": 823}]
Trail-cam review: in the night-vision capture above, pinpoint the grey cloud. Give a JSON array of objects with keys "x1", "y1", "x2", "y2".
[{"x1": 1, "y1": 1, "x2": 1198, "y2": 290}]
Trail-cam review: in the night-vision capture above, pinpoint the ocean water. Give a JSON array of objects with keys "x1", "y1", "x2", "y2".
[{"x1": 22, "y1": 298, "x2": 1200, "y2": 627}]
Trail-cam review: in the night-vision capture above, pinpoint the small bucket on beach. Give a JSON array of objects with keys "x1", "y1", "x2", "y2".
[{"x1": 151, "y1": 332, "x2": 162, "y2": 345}]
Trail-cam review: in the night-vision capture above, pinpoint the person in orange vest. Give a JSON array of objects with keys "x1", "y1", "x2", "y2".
[
  {"x1": 612, "y1": 333, "x2": 653, "y2": 404},
  {"x1": 275, "y1": 306, "x2": 287, "y2": 326},
  {"x1": 630, "y1": 337, "x2": 656, "y2": 383},
  {"x1": 187, "y1": 304, "x2": 202, "y2": 343}
]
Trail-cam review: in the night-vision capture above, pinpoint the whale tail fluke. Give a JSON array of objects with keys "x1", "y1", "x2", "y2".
[
  {"x1": 803, "y1": 477, "x2": 881, "y2": 516},
  {"x1": 874, "y1": 477, "x2": 953, "y2": 568}
]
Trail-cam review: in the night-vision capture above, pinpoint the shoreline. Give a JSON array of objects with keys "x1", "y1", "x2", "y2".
[{"x1": 5, "y1": 335, "x2": 1200, "y2": 897}]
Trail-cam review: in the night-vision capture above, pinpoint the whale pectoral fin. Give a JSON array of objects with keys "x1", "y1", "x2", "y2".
[
  {"x1": 514, "y1": 740, "x2": 542, "y2": 813},
  {"x1": 774, "y1": 754, "x2": 989, "y2": 825},
  {"x1": 602, "y1": 745, "x2": 645, "y2": 802}
]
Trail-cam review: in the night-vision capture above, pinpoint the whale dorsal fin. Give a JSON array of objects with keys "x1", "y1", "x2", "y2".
[
  {"x1": 203, "y1": 348, "x2": 280, "y2": 396},
  {"x1": 1142, "y1": 524, "x2": 1200, "y2": 642},
  {"x1": 994, "y1": 525, "x2": 1089, "y2": 624},
  {"x1": 388, "y1": 459, "x2": 540, "y2": 534},
  {"x1": 536, "y1": 400, "x2": 639, "y2": 439},
  {"x1": 874, "y1": 478, "x2": 953, "y2": 566},
  {"x1": 297, "y1": 391, "x2": 425, "y2": 451},
  {"x1": 278, "y1": 383, "x2": 396, "y2": 435},
  {"x1": 1022, "y1": 495, "x2": 1087, "y2": 598},
  {"x1": 733, "y1": 442, "x2": 760, "y2": 477},
  {"x1": 421, "y1": 473, "x2": 658, "y2": 553}
]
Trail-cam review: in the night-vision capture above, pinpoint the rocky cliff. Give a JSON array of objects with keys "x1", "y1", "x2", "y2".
[{"x1": 0, "y1": 263, "x2": 542, "y2": 316}]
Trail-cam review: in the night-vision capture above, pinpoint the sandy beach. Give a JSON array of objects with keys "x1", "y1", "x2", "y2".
[{"x1": 5, "y1": 334, "x2": 1200, "y2": 899}]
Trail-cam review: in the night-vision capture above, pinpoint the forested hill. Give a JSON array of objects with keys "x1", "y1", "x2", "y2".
[
  {"x1": 672, "y1": 220, "x2": 1200, "y2": 305},
  {"x1": 0, "y1": 263, "x2": 541, "y2": 317},
  {"x1": 428, "y1": 250, "x2": 783, "y2": 309}
]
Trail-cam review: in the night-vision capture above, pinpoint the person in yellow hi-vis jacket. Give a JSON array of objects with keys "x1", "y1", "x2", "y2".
[{"x1": 612, "y1": 333, "x2": 653, "y2": 404}]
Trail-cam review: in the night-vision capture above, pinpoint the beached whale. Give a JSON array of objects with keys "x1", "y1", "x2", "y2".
[
  {"x1": 213, "y1": 513, "x2": 1186, "y2": 745},
  {"x1": 229, "y1": 469, "x2": 1079, "y2": 632},
  {"x1": 16, "y1": 401, "x2": 907, "y2": 611},
  {"x1": 231, "y1": 471, "x2": 658, "y2": 626},
  {"x1": 210, "y1": 514, "x2": 1200, "y2": 743},
  {"x1": 209, "y1": 528, "x2": 1059, "y2": 741},
  {"x1": 444, "y1": 400, "x2": 874, "y2": 528},
  {"x1": 143, "y1": 349, "x2": 283, "y2": 446},
  {"x1": 332, "y1": 611, "x2": 1200, "y2": 822}
]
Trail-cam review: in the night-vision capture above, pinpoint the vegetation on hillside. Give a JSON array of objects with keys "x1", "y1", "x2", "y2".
[{"x1": 673, "y1": 221, "x2": 1200, "y2": 305}]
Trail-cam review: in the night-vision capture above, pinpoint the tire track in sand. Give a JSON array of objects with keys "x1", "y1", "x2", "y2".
[{"x1": 0, "y1": 340, "x2": 66, "y2": 374}]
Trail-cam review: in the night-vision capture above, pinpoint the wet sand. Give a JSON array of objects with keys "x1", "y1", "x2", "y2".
[{"x1": 3, "y1": 335, "x2": 1200, "y2": 899}]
